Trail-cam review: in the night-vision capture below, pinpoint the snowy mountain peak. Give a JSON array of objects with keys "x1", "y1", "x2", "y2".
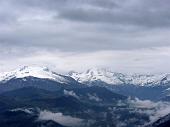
[
  {"x1": 0, "y1": 66, "x2": 72, "y2": 84},
  {"x1": 69, "y1": 68, "x2": 170, "y2": 86},
  {"x1": 1, "y1": 66, "x2": 170, "y2": 86},
  {"x1": 69, "y1": 68, "x2": 127, "y2": 85}
]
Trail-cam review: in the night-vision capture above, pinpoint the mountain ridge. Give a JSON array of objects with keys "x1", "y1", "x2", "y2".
[
  {"x1": 69, "y1": 68, "x2": 170, "y2": 86},
  {"x1": 0, "y1": 66, "x2": 76, "y2": 85},
  {"x1": 1, "y1": 66, "x2": 170, "y2": 87}
]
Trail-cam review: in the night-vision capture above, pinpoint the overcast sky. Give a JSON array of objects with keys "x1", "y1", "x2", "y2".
[{"x1": 0, "y1": 0, "x2": 170, "y2": 74}]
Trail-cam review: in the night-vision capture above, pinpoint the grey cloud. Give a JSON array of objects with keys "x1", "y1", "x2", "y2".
[
  {"x1": 0, "y1": 0, "x2": 170, "y2": 52},
  {"x1": 4, "y1": 0, "x2": 170, "y2": 28},
  {"x1": 10, "y1": 0, "x2": 116, "y2": 10},
  {"x1": 0, "y1": 1, "x2": 18, "y2": 24},
  {"x1": 58, "y1": 0, "x2": 170, "y2": 28},
  {"x1": 0, "y1": 13, "x2": 16, "y2": 24}
]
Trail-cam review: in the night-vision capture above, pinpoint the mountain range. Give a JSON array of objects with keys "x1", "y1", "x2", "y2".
[
  {"x1": 0, "y1": 66, "x2": 170, "y2": 127},
  {"x1": 1, "y1": 66, "x2": 170, "y2": 100},
  {"x1": 1, "y1": 66, "x2": 170, "y2": 87},
  {"x1": 69, "y1": 68, "x2": 170, "y2": 86}
]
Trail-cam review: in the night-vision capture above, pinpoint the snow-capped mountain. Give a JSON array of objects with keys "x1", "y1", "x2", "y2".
[
  {"x1": 0, "y1": 66, "x2": 170, "y2": 100},
  {"x1": 0, "y1": 66, "x2": 73, "y2": 84},
  {"x1": 69, "y1": 68, "x2": 170, "y2": 86},
  {"x1": 69, "y1": 68, "x2": 170, "y2": 100},
  {"x1": 1, "y1": 66, "x2": 170, "y2": 86}
]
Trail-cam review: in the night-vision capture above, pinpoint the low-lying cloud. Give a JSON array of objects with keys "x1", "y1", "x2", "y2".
[
  {"x1": 64, "y1": 89, "x2": 79, "y2": 99},
  {"x1": 129, "y1": 98, "x2": 170, "y2": 124},
  {"x1": 38, "y1": 110, "x2": 83, "y2": 127}
]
